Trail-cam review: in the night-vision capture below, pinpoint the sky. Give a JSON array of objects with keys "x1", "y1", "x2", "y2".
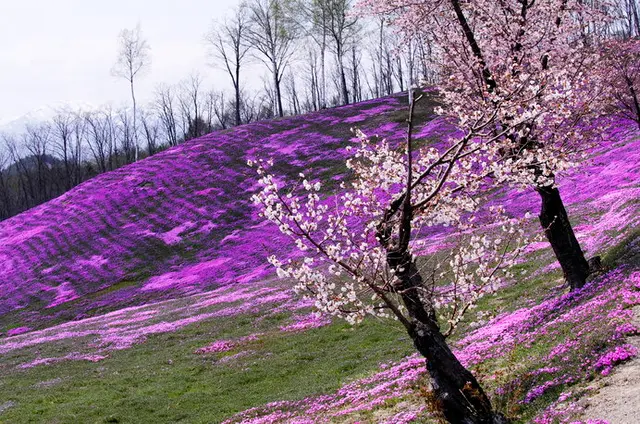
[{"x1": 0, "y1": 0, "x2": 242, "y2": 126}]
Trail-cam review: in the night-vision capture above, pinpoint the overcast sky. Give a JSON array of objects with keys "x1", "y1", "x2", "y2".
[{"x1": 0, "y1": 0, "x2": 242, "y2": 124}]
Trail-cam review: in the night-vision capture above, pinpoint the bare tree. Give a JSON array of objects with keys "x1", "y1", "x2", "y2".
[
  {"x1": 301, "y1": 48, "x2": 321, "y2": 111},
  {"x1": 85, "y1": 111, "x2": 113, "y2": 173},
  {"x1": 23, "y1": 123, "x2": 52, "y2": 202},
  {"x1": 52, "y1": 111, "x2": 82, "y2": 191},
  {"x1": 178, "y1": 74, "x2": 205, "y2": 141},
  {"x1": 117, "y1": 109, "x2": 135, "y2": 164},
  {"x1": 323, "y1": 0, "x2": 359, "y2": 104},
  {"x1": 70, "y1": 111, "x2": 87, "y2": 185},
  {"x1": 245, "y1": 0, "x2": 298, "y2": 117},
  {"x1": 112, "y1": 24, "x2": 151, "y2": 162},
  {"x1": 0, "y1": 142, "x2": 13, "y2": 219},
  {"x1": 294, "y1": 0, "x2": 329, "y2": 108},
  {"x1": 212, "y1": 90, "x2": 233, "y2": 129},
  {"x1": 154, "y1": 84, "x2": 179, "y2": 147},
  {"x1": 239, "y1": 90, "x2": 272, "y2": 123},
  {"x1": 283, "y1": 71, "x2": 301, "y2": 115},
  {"x1": 295, "y1": 0, "x2": 359, "y2": 105},
  {"x1": 206, "y1": 7, "x2": 251, "y2": 126},
  {"x1": 140, "y1": 110, "x2": 160, "y2": 156},
  {"x1": 348, "y1": 44, "x2": 363, "y2": 103},
  {"x1": 4, "y1": 136, "x2": 31, "y2": 209}
]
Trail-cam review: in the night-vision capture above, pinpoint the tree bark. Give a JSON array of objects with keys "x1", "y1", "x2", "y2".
[
  {"x1": 235, "y1": 65, "x2": 242, "y2": 126},
  {"x1": 536, "y1": 185, "x2": 590, "y2": 290},
  {"x1": 273, "y1": 62, "x2": 284, "y2": 117},
  {"x1": 388, "y1": 250, "x2": 508, "y2": 423},
  {"x1": 130, "y1": 78, "x2": 139, "y2": 162},
  {"x1": 337, "y1": 43, "x2": 349, "y2": 105},
  {"x1": 624, "y1": 75, "x2": 640, "y2": 130},
  {"x1": 414, "y1": 321, "x2": 508, "y2": 424}
]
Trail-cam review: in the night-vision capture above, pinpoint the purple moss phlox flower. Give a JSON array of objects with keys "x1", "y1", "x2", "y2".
[
  {"x1": 6, "y1": 327, "x2": 31, "y2": 337},
  {"x1": 594, "y1": 344, "x2": 637, "y2": 375},
  {"x1": 279, "y1": 313, "x2": 331, "y2": 332}
]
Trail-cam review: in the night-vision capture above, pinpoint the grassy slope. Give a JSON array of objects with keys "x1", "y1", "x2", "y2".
[
  {"x1": 0, "y1": 308, "x2": 412, "y2": 423},
  {"x1": 0, "y1": 93, "x2": 439, "y2": 332}
]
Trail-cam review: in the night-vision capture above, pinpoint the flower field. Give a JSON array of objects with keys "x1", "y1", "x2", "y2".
[
  {"x1": 0, "y1": 92, "x2": 639, "y2": 423},
  {"x1": 0, "y1": 94, "x2": 435, "y2": 328}
]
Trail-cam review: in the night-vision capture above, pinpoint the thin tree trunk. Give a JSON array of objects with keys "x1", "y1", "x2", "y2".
[
  {"x1": 274, "y1": 67, "x2": 284, "y2": 117},
  {"x1": 631, "y1": 0, "x2": 640, "y2": 37},
  {"x1": 339, "y1": 60, "x2": 349, "y2": 105},
  {"x1": 235, "y1": 65, "x2": 242, "y2": 126},
  {"x1": 536, "y1": 185, "x2": 590, "y2": 290},
  {"x1": 320, "y1": 14, "x2": 327, "y2": 108},
  {"x1": 130, "y1": 78, "x2": 139, "y2": 161},
  {"x1": 337, "y1": 44, "x2": 349, "y2": 105},
  {"x1": 351, "y1": 46, "x2": 360, "y2": 103}
]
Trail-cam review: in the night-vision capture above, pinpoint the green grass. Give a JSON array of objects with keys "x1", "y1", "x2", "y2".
[
  {"x1": 0, "y1": 312, "x2": 411, "y2": 424},
  {"x1": 602, "y1": 227, "x2": 640, "y2": 268}
]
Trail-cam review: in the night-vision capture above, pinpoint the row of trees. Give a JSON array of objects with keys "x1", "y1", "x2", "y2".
[
  {"x1": 254, "y1": 0, "x2": 640, "y2": 423},
  {"x1": 208, "y1": 0, "x2": 436, "y2": 119},
  {"x1": 0, "y1": 73, "x2": 287, "y2": 220},
  {"x1": 0, "y1": 0, "x2": 438, "y2": 221}
]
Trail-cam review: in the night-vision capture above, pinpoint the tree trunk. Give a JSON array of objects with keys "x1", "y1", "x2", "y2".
[
  {"x1": 413, "y1": 321, "x2": 508, "y2": 424},
  {"x1": 337, "y1": 45, "x2": 349, "y2": 105},
  {"x1": 631, "y1": 0, "x2": 640, "y2": 37},
  {"x1": 320, "y1": 21, "x2": 327, "y2": 108},
  {"x1": 273, "y1": 63, "x2": 284, "y2": 117},
  {"x1": 389, "y1": 250, "x2": 507, "y2": 423},
  {"x1": 351, "y1": 45, "x2": 360, "y2": 103},
  {"x1": 130, "y1": 78, "x2": 139, "y2": 162},
  {"x1": 235, "y1": 65, "x2": 242, "y2": 127},
  {"x1": 625, "y1": 75, "x2": 640, "y2": 130},
  {"x1": 536, "y1": 185, "x2": 590, "y2": 290}
]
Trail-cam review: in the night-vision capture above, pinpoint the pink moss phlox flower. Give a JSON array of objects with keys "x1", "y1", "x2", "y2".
[
  {"x1": 6, "y1": 327, "x2": 31, "y2": 337},
  {"x1": 195, "y1": 334, "x2": 260, "y2": 355},
  {"x1": 19, "y1": 352, "x2": 108, "y2": 369},
  {"x1": 594, "y1": 344, "x2": 637, "y2": 376},
  {"x1": 279, "y1": 313, "x2": 331, "y2": 332},
  {"x1": 195, "y1": 340, "x2": 236, "y2": 354}
]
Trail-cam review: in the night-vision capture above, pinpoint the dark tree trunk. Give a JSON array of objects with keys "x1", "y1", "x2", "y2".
[
  {"x1": 536, "y1": 185, "x2": 590, "y2": 290},
  {"x1": 414, "y1": 322, "x2": 508, "y2": 424},
  {"x1": 337, "y1": 46, "x2": 349, "y2": 105},
  {"x1": 625, "y1": 76, "x2": 640, "y2": 130},
  {"x1": 389, "y1": 252, "x2": 508, "y2": 424},
  {"x1": 272, "y1": 63, "x2": 284, "y2": 118}
]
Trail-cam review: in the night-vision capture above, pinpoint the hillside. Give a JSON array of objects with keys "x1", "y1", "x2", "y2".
[
  {"x1": 0, "y1": 93, "x2": 444, "y2": 328},
  {"x1": 0, "y1": 92, "x2": 639, "y2": 423}
]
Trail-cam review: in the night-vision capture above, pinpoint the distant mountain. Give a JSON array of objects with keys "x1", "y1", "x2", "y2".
[
  {"x1": 5, "y1": 154, "x2": 62, "y2": 176},
  {"x1": 0, "y1": 108, "x2": 55, "y2": 136},
  {"x1": 0, "y1": 102, "x2": 101, "y2": 136}
]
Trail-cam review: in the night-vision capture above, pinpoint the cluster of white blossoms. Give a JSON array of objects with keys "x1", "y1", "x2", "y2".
[
  {"x1": 250, "y1": 117, "x2": 530, "y2": 330},
  {"x1": 430, "y1": 207, "x2": 531, "y2": 335},
  {"x1": 360, "y1": 0, "x2": 613, "y2": 190}
]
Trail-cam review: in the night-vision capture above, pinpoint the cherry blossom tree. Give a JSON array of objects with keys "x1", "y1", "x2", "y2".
[
  {"x1": 601, "y1": 38, "x2": 640, "y2": 129},
  {"x1": 252, "y1": 92, "x2": 527, "y2": 423},
  {"x1": 360, "y1": 0, "x2": 613, "y2": 290}
]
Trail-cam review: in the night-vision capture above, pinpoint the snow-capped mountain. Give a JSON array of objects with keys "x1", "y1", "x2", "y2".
[{"x1": 0, "y1": 102, "x2": 101, "y2": 136}]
